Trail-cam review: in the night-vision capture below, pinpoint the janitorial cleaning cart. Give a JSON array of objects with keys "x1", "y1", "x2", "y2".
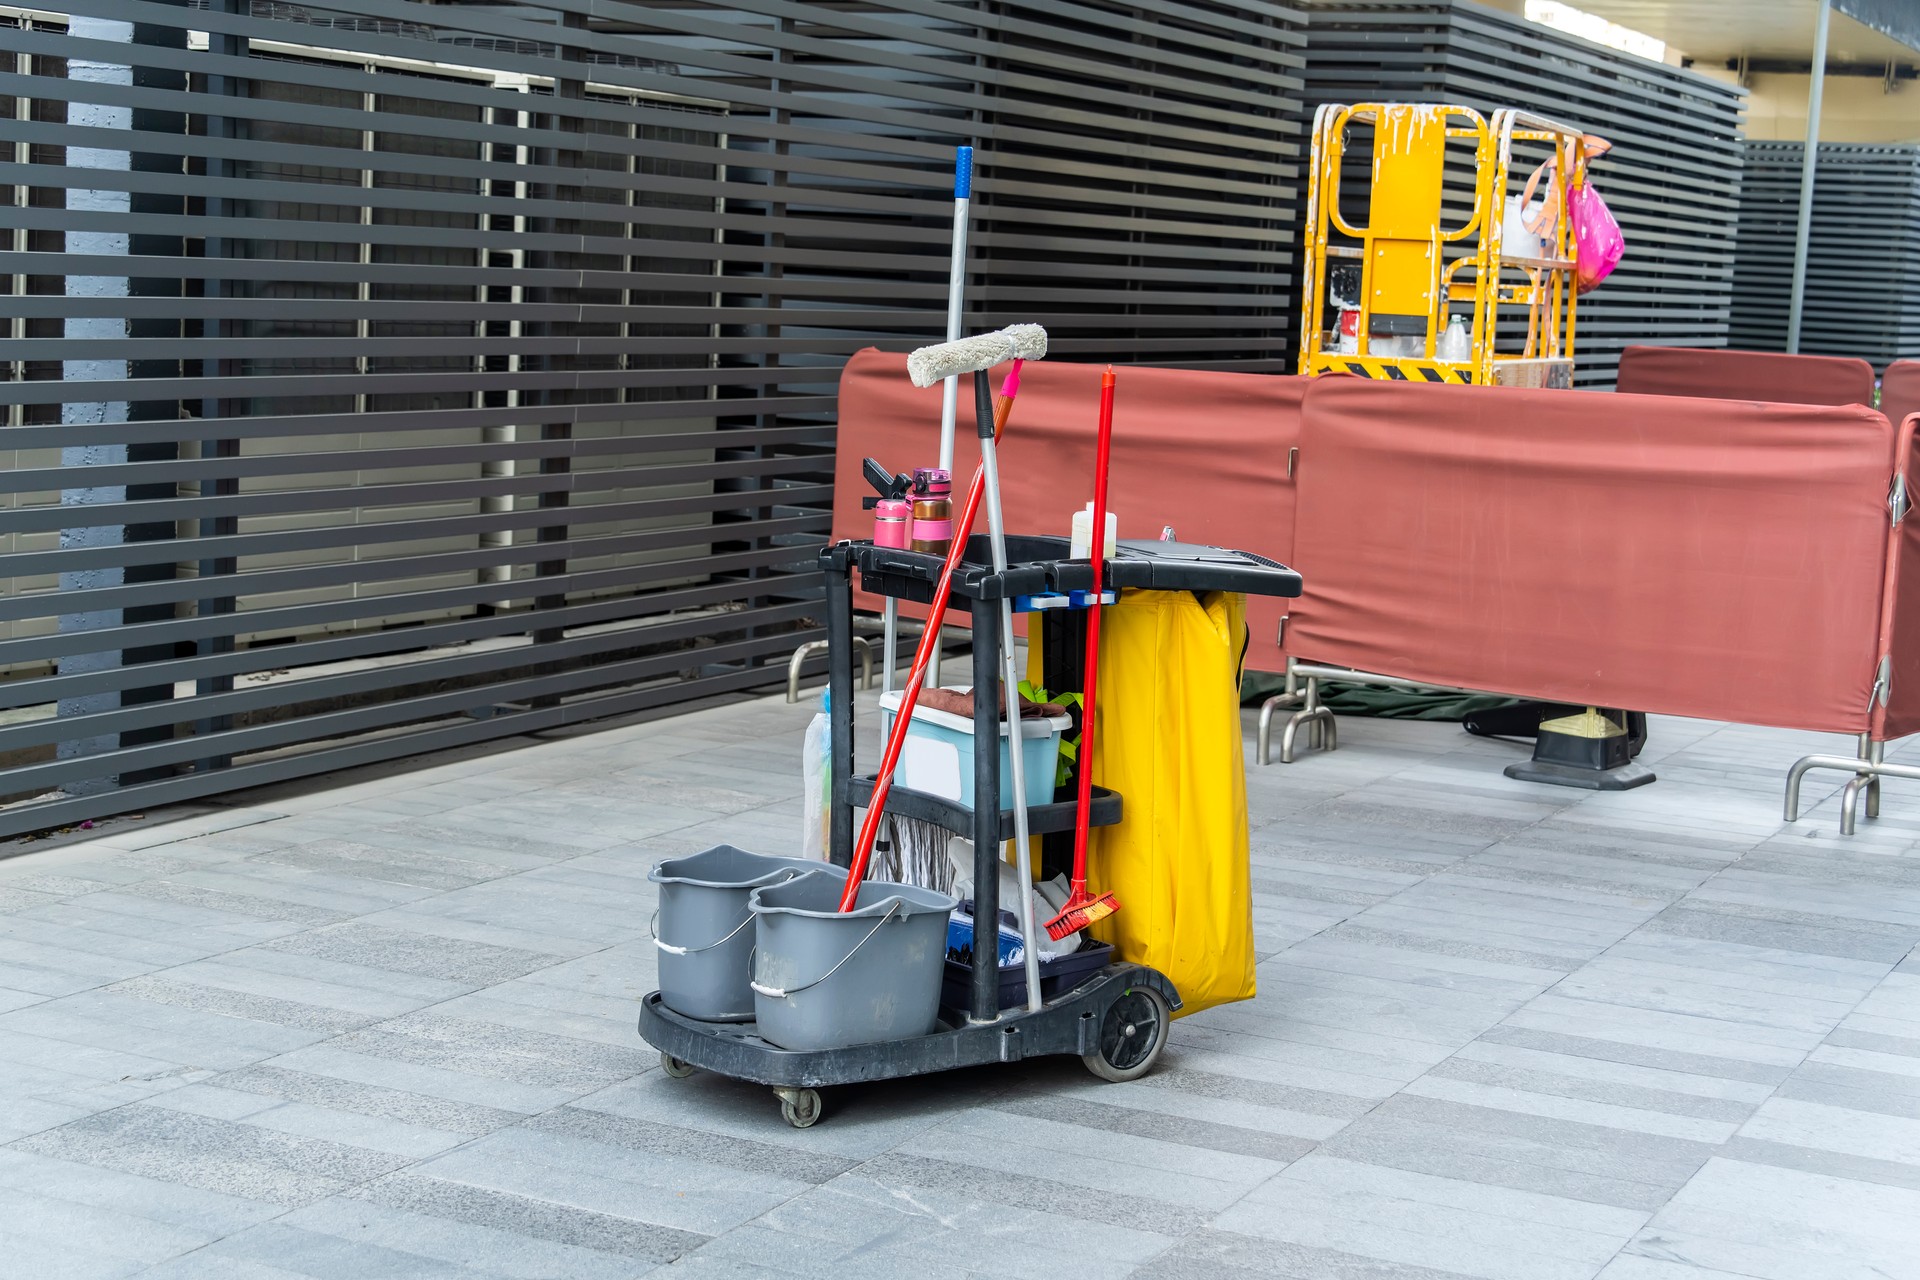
[
  {"x1": 639, "y1": 535, "x2": 1299, "y2": 1125},
  {"x1": 638, "y1": 326, "x2": 1301, "y2": 1128}
]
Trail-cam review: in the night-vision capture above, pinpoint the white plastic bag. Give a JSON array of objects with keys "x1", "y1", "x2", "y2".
[
  {"x1": 1503, "y1": 193, "x2": 1543, "y2": 260},
  {"x1": 946, "y1": 841, "x2": 1078, "y2": 961},
  {"x1": 800, "y1": 689, "x2": 829, "y2": 860}
]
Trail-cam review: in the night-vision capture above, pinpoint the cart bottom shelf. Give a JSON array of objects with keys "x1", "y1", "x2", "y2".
[{"x1": 637, "y1": 963, "x2": 1179, "y2": 1089}]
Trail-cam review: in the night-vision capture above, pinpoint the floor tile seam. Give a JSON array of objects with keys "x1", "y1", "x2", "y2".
[
  {"x1": 0, "y1": 1122, "x2": 385, "y2": 1276},
  {"x1": 1485, "y1": 897, "x2": 1914, "y2": 1280},
  {"x1": 1551, "y1": 971, "x2": 1881, "y2": 1013},
  {"x1": 10, "y1": 877, "x2": 487, "y2": 1022},
  {"x1": 1351, "y1": 780, "x2": 1625, "y2": 926},
  {"x1": 1166, "y1": 1034, "x2": 1453, "y2": 1088},
  {"x1": 690, "y1": 1073, "x2": 1038, "y2": 1265},
  {"x1": 324, "y1": 934, "x2": 645, "y2": 1055},
  {"x1": 947, "y1": 1108, "x2": 1294, "y2": 1189},
  {"x1": 1358, "y1": 921, "x2": 1767, "y2": 1211},
  {"x1": 0, "y1": 1082, "x2": 459, "y2": 1240},
  {"x1": 1149, "y1": 1145, "x2": 1315, "y2": 1279},
  {"x1": 1258, "y1": 1155, "x2": 1662, "y2": 1251}
]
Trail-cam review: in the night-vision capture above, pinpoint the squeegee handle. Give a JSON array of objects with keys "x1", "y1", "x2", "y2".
[
  {"x1": 840, "y1": 376, "x2": 1019, "y2": 912},
  {"x1": 1069, "y1": 368, "x2": 1116, "y2": 892}
]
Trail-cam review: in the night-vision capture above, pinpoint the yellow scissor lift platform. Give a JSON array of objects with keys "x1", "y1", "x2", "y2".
[{"x1": 1300, "y1": 103, "x2": 1596, "y2": 388}]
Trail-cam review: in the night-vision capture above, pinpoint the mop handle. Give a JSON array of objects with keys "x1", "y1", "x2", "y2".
[
  {"x1": 839, "y1": 374, "x2": 1021, "y2": 913},
  {"x1": 936, "y1": 146, "x2": 972, "y2": 474},
  {"x1": 1069, "y1": 368, "x2": 1116, "y2": 890}
]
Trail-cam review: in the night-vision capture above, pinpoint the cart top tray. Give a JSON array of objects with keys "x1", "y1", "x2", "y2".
[{"x1": 823, "y1": 535, "x2": 1302, "y2": 602}]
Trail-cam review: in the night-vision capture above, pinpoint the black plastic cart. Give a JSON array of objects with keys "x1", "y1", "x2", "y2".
[{"x1": 638, "y1": 533, "x2": 1301, "y2": 1127}]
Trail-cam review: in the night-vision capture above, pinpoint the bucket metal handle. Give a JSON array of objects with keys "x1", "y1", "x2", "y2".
[
  {"x1": 648, "y1": 868, "x2": 812, "y2": 956},
  {"x1": 649, "y1": 909, "x2": 753, "y2": 957},
  {"x1": 749, "y1": 901, "x2": 904, "y2": 999}
]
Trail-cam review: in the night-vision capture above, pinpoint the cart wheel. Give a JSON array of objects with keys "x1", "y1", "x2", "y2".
[
  {"x1": 659, "y1": 1052, "x2": 695, "y2": 1079},
  {"x1": 779, "y1": 1088, "x2": 822, "y2": 1129},
  {"x1": 1083, "y1": 985, "x2": 1170, "y2": 1083}
]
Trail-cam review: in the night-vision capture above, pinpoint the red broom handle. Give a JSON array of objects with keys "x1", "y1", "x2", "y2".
[
  {"x1": 1069, "y1": 368, "x2": 1116, "y2": 892},
  {"x1": 837, "y1": 384, "x2": 1017, "y2": 912}
]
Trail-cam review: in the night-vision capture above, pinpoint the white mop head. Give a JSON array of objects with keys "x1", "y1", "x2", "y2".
[{"x1": 907, "y1": 324, "x2": 1048, "y2": 388}]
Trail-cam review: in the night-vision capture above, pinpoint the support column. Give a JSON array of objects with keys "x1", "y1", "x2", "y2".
[{"x1": 1787, "y1": 0, "x2": 1832, "y2": 354}]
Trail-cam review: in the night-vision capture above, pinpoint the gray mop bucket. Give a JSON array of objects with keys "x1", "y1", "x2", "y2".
[
  {"x1": 749, "y1": 869, "x2": 957, "y2": 1052},
  {"x1": 649, "y1": 846, "x2": 848, "y2": 1022}
]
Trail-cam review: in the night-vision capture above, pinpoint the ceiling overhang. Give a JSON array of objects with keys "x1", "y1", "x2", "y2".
[{"x1": 1564, "y1": 0, "x2": 1920, "y2": 63}]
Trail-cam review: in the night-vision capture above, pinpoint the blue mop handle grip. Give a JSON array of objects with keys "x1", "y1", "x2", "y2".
[{"x1": 954, "y1": 146, "x2": 973, "y2": 200}]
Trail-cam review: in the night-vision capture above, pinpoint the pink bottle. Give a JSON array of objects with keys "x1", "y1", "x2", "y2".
[{"x1": 872, "y1": 498, "x2": 911, "y2": 549}]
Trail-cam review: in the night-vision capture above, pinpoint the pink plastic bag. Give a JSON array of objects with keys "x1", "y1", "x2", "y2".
[{"x1": 1568, "y1": 178, "x2": 1624, "y2": 295}]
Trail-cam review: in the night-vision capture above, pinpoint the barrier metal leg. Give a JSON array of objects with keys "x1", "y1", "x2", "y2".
[
  {"x1": 1784, "y1": 741, "x2": 1920, "y2": 835},
  {"x1": 1842, "y1": 774, "x2": 1868, "y2": 837},
  {"x1": 787, "y1": 641, "x2": 824, "y2": 703},
  {"x1": 1869, "y1": 740, "x2": 1884, "y2": 820},
  {"x1": 786, "y1": 636, "x2": 872, "y2": 703},
  {"x1": 1278, "y1": 677, "x2": 1337, "y2": 765},
  {"x1": 1257, "y1": 660, "x2": 1306, "y2": 766}
]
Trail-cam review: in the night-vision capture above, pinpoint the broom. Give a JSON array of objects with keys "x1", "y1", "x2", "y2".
[{"x1": 1045, "y1": 367, "x2": 1121, "y2": 941}]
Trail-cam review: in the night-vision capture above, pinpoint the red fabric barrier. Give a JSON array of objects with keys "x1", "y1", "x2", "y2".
[
  {"x1": 833, "y1": 350, "x2": 1305, "y2": 671},
  {"x1": 1876, "y1": 415, "x2": 1920, "y2": 741},
  {"x1": 1289, "y1": 377, "x2": 1896, "y2": 735},
  {"x1": 1617, "y1": 345, "x2": 1877, "y2": 408},
  {"x1": 1884, "y1": 361, "x2": 1920, "y2": 437}
]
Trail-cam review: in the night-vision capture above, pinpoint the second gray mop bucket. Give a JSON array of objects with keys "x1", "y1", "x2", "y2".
[
  {"x1": 749, "y1": 870, "x2": 956, "y2": 1052},
  {"x1": 649, "y1": 846, "x2": 848, "y2": 1022}
]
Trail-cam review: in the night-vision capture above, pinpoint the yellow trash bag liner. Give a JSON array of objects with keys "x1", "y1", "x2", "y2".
[{"x1": 1031, "y1": 588, "x2": 1255, "y2": 1016}]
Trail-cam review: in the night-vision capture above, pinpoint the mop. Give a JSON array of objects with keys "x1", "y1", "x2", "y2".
[
  {"x1": 877, "y1": 815, "x2": 956, "y2": 894},
  {"x1": 841, "y1": 324, "x2": 1049, "y2": 1013},
  {"x1": 1045, "y1": 368, "x2": 1123, "y2": 942}
]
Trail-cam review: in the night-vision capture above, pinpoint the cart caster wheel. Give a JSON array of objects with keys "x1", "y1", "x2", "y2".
[
  {"x1": 660, "y1": 1053, "x2": 695, "y2": 1079},
  {"x1": 1083, "y1": 985, "x2": 1170, "y2": 1083},
  {"x1": 777, "y1": 1087, "x2": 822, "y2": 1129}
]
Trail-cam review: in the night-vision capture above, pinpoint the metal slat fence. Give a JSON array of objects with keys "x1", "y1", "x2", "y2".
[
  {"x1": 1732, "y1": 141, "x2": 1920, "y2": 369},
  {"x1": 0, "y1": 0, "x2": 1305, "y2": 834}
]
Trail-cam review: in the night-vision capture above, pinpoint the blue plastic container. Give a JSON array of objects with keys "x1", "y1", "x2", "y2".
[
  {"x1": 877, "y1": 690, "x2": 1068, "y2": 809},
  {"x1": 945, "y1": 905, "x2": 1025, "y2": 966}
]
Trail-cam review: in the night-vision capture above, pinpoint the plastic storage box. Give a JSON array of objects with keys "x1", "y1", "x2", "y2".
[{"x1": 877, "y1": 690, "x2": 1069, "y2": 809}]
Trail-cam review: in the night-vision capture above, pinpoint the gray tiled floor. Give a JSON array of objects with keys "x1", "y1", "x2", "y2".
[{"x1": 3, "y1": 689, "x2": 1919, "y2": 1279}]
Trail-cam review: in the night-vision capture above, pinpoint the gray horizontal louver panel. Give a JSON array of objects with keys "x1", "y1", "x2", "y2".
[
  {"x1": 0, "y1": 0, "x2": 1306, "y2": 837},
  {"x1": 1732, "y1": 140, "x2": 1920, "y2": 370}
]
